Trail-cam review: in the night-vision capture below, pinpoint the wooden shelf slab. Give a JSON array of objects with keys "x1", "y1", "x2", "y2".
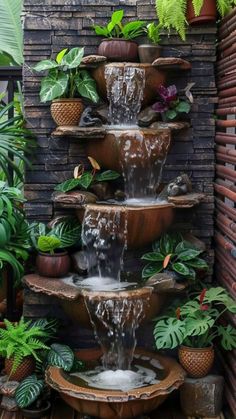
[
  {"x1": 152, "y1": 57, "x2": 192, "y2": 70},
  {"x1": 168, "y1": 192, "x2": 206, "y2": 208},
  {"x1": 52, "y1": 126, "x2": 106, "y2": 139}
]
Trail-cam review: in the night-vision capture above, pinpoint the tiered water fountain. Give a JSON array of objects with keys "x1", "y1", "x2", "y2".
[{"x1": 24, "y1": 59, "x2": 205, "y2": 418}]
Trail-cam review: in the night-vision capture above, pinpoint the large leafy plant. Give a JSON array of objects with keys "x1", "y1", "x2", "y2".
[
  {"x1": 154, "y1": 287, "x2": 236, "y2": 350},
  {"x1": 93, "y1": 10, "x2": 146, "y2": 40},
  {"x1": 156, "y1": 0, "x2": 236, "y2": 41},
  {"x1": 33, "y1": 47, "x2": 99, "y2": 104},
  {"x1": 55, "y1": 156, "x2": 120, "y2": 193},
  {"x1": 152, "y1": 85, "x2": 191, "y2": 121},
  {"x1": 0, "y1": 0, "x2": 23, "y2": 65},
  {"x1": 142, "y1": 232, "x2": 208, "y2": 281}
]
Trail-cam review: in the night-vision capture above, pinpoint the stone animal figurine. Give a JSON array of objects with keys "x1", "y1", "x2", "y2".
[
  {"x1": 79, "y1": 107, "x2": 103, "y2": 127},
  {"x1": 160, "y1": 174, "x2": 192, "y2": 198}
]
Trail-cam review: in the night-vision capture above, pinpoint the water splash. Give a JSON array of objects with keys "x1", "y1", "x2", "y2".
[{"x1": 105, "y1": 65, "x2": 145, "y2": 126}]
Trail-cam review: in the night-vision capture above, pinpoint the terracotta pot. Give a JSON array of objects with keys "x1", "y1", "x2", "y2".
[
  {"x1": 5, "y1": 356, "x2": 35, "y2": 381},
  {"x1": 98, "y1": 39, "x2": 138, "y2": 62},
  {"x1": 46, "y1": 349, "x2": 185, "y2": 419},
  {"x1": 21, "y1": 401, "x2": 51, "y2": 418},
  {"x1": 50, "y1": 99, "x2": 84, "y2": 126},
  {"x1": 91, "y1": 63, "x2": 166, "y2": 108},
  {"x1": 187, "y1": 0, "x2": 217, "y2": 24},
  {"x1": 36, "y1": 251, "x2": 71, "y2": 278},
  {"x1": 178, "y1": 345, "x2": 215, "y2": 378},
  {"x1": 138, "y1": 44, "x2": 162, "y2": 64}
]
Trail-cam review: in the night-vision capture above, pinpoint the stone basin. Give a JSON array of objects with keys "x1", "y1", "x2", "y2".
[
  {"x1": 76, "y1": 203, "x2": 174, "y2": 249},
  {"x1": 45, "y1": 348, "x2": 185, "y2": 419},
  {"x1": 91, "y1": 63, "x2": 166, "y2": 108},
  {"x1": 85, "y1": 128, "x2": 171, "y2": 173}
]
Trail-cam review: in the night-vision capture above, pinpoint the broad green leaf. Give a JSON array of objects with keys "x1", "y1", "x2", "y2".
[
  {"x1": 95, "y1": 170, "x2": 120, "y2": 182},
  {"x1": 56, "y1": 48, "x2": 68, "y2": 64},
  {"x1": 15, "y1": 375, "x2": 44, "y2": 408},
  {"x1": 185, "y1": 257, "x2": 208, "y2": 269},
  {"x1": 172, "y1": 262, "x2": 190, "y2": 277},
  {"x1": 93, "y1": 25, "x2": 109, "y2": 37},
  {"x1": 165, "y1": 110, "x2": 177, "y2": 120},
  {"x1": 55, "y1": 178, "x2": 84, "y2": 193},
  {"x1": 141, "y1": 252, "x2": 165, "y2": 262},
  {"x1": 122, "y1": 21, "x2": 146, "y2": 40},
  {"x1": 142, "y1": 262, "x2": 163, "y2": 279},
  {"x1": 40, "y1": 71, "x2": 69, "y2": 102},
  {"x1": 218, "y1": 325, "x2": 236, "y2": 350},
  {"x1": 154, "y1": 318, "x2": 186, "y2": 349},
  {"x1": 180, "y1": 301, "x2": 200, "y2": 316},
  {"x1": 61, "y1": 47, "x2": 84, "y2": 69},
  {"x1": 176, "y1": 101, "x2": 191, "y2": 114},
  {"x1": 79, "y1": 172, "x2": 94, "y2": 189},
  {"x1": 160, "y1": 234, "x2": 174, "y2": 255},
  {"x1": 0, "y1": 0, "x2": 23, "y2": 65},
  {"x1": 33, "y1": 60, "x2": 58, "y2": 72},
  {"x1": 47, "y1": 344, "x2": 74, "y2": 371},
  {"x1": 204, "y1": 287, "x2": 234, "y2": 305},
  {"x1": 175, "y1": 240, "x2": 198, "y2": 254},
  {"x1": 75, "y1": 70, "x2": 99, "y2": 103},
  {"x1": 37, "y1": 235, "x2": 61, "y2": 253},
  {"x1": 111, "y1": 10, "x2": 124, "y2": 25},
  {"x1": 186, "y1": 317, "x2": 214, "y2": 337},
  {"x1": 177, "y1": 249, "x2": 202, "y2": 261}
]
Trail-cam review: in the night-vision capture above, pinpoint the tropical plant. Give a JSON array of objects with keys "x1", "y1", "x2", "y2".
[
  {"x1": 155, "y1": 0, "x2": 236, "y2": 41},
  {"x1": 0, "y1": 318, "x2": 50, "y2": 375},
  {"x1": 33, "y1": 47, "x2": 99, "y2": 104},
  {"x1": 15, "y1": 343, "x2": 85, "y2": 409},
  {"x1": 142, "y1": 232, "x2": 208, "y2": 281},
  {"x1": 152, "y1": 85, "x2": 191, "y2": 121},
  {"x1": 0, "y1": 102, "x2": 35, "y2": 185},
  {"x1": 92, "y1": 9, "x2": 146, "y2": 40},
  {"x1": 0, "y1": 0, "x2": 23, "y2": 65},
  {"x1": 55, "y1": 156, "x2": 120, "y2": 193},
  {"x1": 146, "y1": 22, "x2": 162, "y2": 44},
  {"x1": 30, "y1": 217, "x2": 81, "y2": 255},
  {"x1": 154, "y1": 287, "x2": 236, "y2": 350}
]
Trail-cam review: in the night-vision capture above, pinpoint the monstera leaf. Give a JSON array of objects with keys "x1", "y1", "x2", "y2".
[
  {"x1": 154, "y1": 318, "x2": 186, "y2": 349},
  {"x1": 204, "y1": 287, "x2": 236, "y2": 312},
  {"x1": 218, "y1": 325, "x2": 236, "y2": 350},
  {"x1": 15, "y1": 375, "x2": 44, "y2": 408},
  {"x1": 47, "y1": 344, "x2": 74, "y2": 371},
  {"x1": 185, "y1": 316, "x2": 214, "y2": 337}
]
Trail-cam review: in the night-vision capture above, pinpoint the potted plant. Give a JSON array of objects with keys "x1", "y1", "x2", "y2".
[
  {"x1": 15, "y1": 343, "x2": 85, "y2": 418},
  {"x1": 30, "y1": 218, "x2": 81, "y2": 278},
  {"x1": 152, "y1": 85, "x2": 191, "y2": 122},
  {"x1": 33, "y1": 47, "x2": 99, "y2": 126},
  {"x1": 138, "y1": 22, "x2": 162, "y2": 63},
  {"x1": 92, "y1": 9, "x2": 146, "y2": 62},
  {"x1": 154, "y1": 287, "x2": 236, "y2": 378},
  {"x1": 142, "y1": 232, "x2": 208, "y2": 281},
  {"x1": 0, "y1": 318, "x2": 50, "y2": 381},
  {"x1": 155, "y1": 0, "x2": 235, "y2": 41}
]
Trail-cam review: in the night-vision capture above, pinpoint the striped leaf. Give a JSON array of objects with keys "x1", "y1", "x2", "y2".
[{"x1": 15, "y1": 375, "x2": 44, "y2": 408}]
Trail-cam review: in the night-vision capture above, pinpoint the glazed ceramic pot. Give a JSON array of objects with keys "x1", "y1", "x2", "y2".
[
  {"x1": 36, "y1": 251, "x2": 71, "y2": 278},
  {"x1": 21, "y1": 401, "x2": 51, "y2": 418},
  {"x1": 138, "y1": 44, "x2": 162, "y2": 63},
  {"x1": 5, "y1": 356, "x2": 35, "y2": 381},
  {"x1": 98, "y1": 39, "x2": 138, "y2": 62},
  {"x1": 178, "y1": 345, "x2": 215, "y2": 378},
  {"x1": 187, "y1": 0, "x2": 217, "y2": 24},
  {"x1": 50, "y1": 98, "x2": 84, "y2": 126}
]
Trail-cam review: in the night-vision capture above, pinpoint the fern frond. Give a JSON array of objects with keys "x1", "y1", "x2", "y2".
[
  {"x1": 192, "y1": 0, "x2": 204, "y2": 16},
  {"x1": 217, "y1": 0, "x2": 232, "y2": 16}
]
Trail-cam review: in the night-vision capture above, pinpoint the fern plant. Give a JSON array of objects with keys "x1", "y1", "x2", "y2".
[
  {"x1": 0, "y1": 318, "x2": 50, "y2": 375},
  {"x1": 154, "y1": 287, "x2": 236, "y2": 350},
  {"x1": 156, "y1": 0, "x2": 236, "y2": 40}
]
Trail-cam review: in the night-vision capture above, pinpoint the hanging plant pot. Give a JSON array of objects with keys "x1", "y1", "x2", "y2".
[
  {"x1": 98, "y1": 39, "x2": 138, "y2": 62},
  {"x1": 187, "y1": 0, "x2": 217, "y2": 24},
  {"x1": 5, "y1": 356, "x2": 35, "y2": 381},
  {"x1": 36, "y1": 251, "x2": 71, "y2": 278},
  {"x1": 138, "y1": 44, "x2": 162, "y2": 64},
  {"x1": 178, "y1": 345, "x2": 214, "y2": 378},
  {"x1": 50, "y1": 98, "x2": 84, "y2": 126}
]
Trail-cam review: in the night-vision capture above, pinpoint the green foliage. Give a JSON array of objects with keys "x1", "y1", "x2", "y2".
[
  {"x1": 93, "y1": 9, "x2": 146, "y2": 40},
  {"x1": 146, "y1": 22, "x2": 162, "y2": 44},
  {"x1": 142, "y1": 232, "x2": 208, "y2": 281},
  {"x1": 15, "y1": 375, "x2": 44, "y2": 409},
  {"x1": 34, "y1": 48, "x2": 99, "y2": 103},
  {"x1": 47, "y1": 344, "x2": 74, "y2": 372},
  {"x1": 37, "y1": 236, "x2": 61, "y2": 255},
  {"x1": 0, "y1": 0, "x2": 23, "y2": 65},
  {"x1": 0, "y1": 318, "x2": 49, "y2": 376},
  {"x1": 154, "y1": 287, "x2": 236, "y2": 350}
]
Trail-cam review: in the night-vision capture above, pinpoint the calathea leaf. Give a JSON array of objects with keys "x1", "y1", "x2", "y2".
[
  {"x1": 141, "y1": 252, "x2": 164, "y2": 262},
  {"x1": 185, "y1": 257, "x2": 208, "y2": 269},
  {"x1": 172, "y1": 262, "x2": 190, "y2": 277},
  {"x1": 15, "y1": 375, "x2": 44, "y2": 408},
  {"x1": 40, "y1": 71, "x2": 69, "y2": 102},
  {"x1": 154, "y1": 318, "x2": 186, "y2": 349},
  {"x1": 79, "y1": 172, "x2": 94, "y2": 189},
  {"x1": 61, "y1": 47, "x2": 84, "y2": 69},
  {"x1": 177, "y1": 249, "x2": 202, "y2": 261},
  {"x1": 75, "y1": 70, "x2": 99, "y2": 103},
  {"x1": 160, "y1": 234, "x2": 174, "y2": 255},
  {"x1": 95, "y1": 170, "x2": 120, "y2": 182},
  {"x1": 175, "y1": 240, "x2": 198, "y2": 254},
  {"x1": 142, "y1": 262, "x2": 163, "y2": 279},
  {"x1": 37, "y1": 235, "x2": 61, "y2": 253},
  {"x1": 47, "y1": 344, "x2": 74, "y2": 371},
  {"x1": 55, "y1": 178, "x2": 84, "y2": 193},
  {"x1": 218, "y1": 325, "x2": 236, "y2": 350}
]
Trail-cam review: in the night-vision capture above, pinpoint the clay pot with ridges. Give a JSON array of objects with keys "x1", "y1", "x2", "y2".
[
  {"x1": 36, "y1": 251, "x2": 71, "y2": 278},
  {"x1": 5, "y1": 356, "x2": 35, "y2": 381},
  {"x1": 98, "y1": 39, "x2": 138, "y2": 62},
  {"x1": 50, "y1": 98, "x2": 84, "y2": 126},
  {"x1": 187, "y1": 0, "x2": 217, "y2": 24},
  {"x1": 178, "y1": 345, "x2": 215, "y2": 378}
]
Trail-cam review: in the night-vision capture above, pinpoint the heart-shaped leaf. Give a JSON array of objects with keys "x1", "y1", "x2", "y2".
[{"x1": 61, "y1": 47, "x2": 84, "y2": 69}]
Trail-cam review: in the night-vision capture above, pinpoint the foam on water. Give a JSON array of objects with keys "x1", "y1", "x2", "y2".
[
  {"x1": 72, "y1": 364, "x2": 159, "y2": 391},
  {"x1": 124, "y1": 197, "x2": 167, "y2": 206},
  {"x1": 77, "y1": 276, "x2": 137, "y2": 292}
]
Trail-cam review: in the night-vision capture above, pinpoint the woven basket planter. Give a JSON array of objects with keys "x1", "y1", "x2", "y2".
[
  {"x1": 178, "y1": 345, "x2": 214, "y2": 378},
  {"x1": 5, "y1": 356, "x2": 35, "y2": 381},
  {"x1": 51, "y1": 98, "x2": 84, "y2": 126}
]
